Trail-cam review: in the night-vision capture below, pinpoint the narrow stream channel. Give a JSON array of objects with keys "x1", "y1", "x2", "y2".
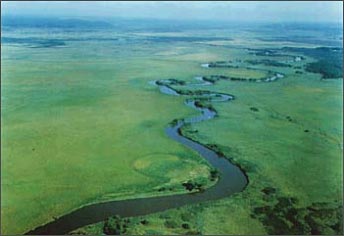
[{"x1": 26, "y1": 77, "x2": 248, "y2": 235}]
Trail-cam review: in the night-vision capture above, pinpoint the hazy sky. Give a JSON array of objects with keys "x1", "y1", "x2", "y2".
[{"x1": 2, "y1": 1, "x2": 343, "y2": 23}]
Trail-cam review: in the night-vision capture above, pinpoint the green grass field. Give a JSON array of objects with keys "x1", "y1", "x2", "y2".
[
  {"x1": 1, "y1": 21, "x2": 342, "y2": 235},
  {"x1": 72, "y1": 34, "x2": 342, "y2": 235},
  {"x1": 1, "y1": 41, "x2": 219, "y2": 234}
]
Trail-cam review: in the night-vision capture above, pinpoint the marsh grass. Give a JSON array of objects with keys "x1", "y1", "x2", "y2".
[{"x1": 1, "y1": 24, "x2": 342, "y2": 235}]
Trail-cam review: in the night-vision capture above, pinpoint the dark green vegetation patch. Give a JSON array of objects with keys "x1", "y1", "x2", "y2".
[
  {"x1": 252, "y1": 187, "x2": 343, "y2": 235},
  {"x1": 246, "y1": 59, "x2": 292, "y2": 67},
  {"x1": 207, "y1": 61, "x2": 238, "y2": 68},
  {"x1": 284, "y1": 47, "x2": 343, "y2": 79}
]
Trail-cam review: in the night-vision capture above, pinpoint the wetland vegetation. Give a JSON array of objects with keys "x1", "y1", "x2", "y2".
[{"x1": 1, "y1": 3, "x2": 343, "y2": 235}]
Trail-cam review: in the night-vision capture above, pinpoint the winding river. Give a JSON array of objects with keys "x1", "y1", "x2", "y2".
[{"x1": 26, "y1": 75, "x2": 249, "y2": 235}]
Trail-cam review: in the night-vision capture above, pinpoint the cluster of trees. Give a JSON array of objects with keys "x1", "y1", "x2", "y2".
[
  {"x1": 252, "y1": 187, "x2": 343, "y2": 235},
  {"x1": 246, "y1": 59, "x2": 291, "y2": 67},
  {"x1": 285, "y1": 47, "x2": 342, "y2": 79},
  {"x1": 306, "y1": 60, "x2": 342, "y2": 79},
  {"x1": 102, "y1": 216, "x2": 150, "y2": 235},
  {"x1": 208, "y1": 61, "x2": 238, "y2": 68},
  {"x1": 182, "y1": 169, "x2": 220, "y2": 192},
  {"x1": 182, "y1": 178, "x2": 207, "y2": 192},
  {"x1": 103, "y1": 216, "x2": 129, "y2": 235}
]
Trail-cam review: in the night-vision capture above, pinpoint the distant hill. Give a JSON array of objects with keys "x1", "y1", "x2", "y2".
[
  {"x1": 1, "y1": 15, "x2": 113, "y2": 28},
  {"x1": 0, "y1": 15, "x2": 255, "y2": 32}
]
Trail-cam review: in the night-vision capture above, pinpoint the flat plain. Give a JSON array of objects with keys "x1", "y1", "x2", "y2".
[{"x1": 1, "y1": 19, "x2": 343, "y2": 235}]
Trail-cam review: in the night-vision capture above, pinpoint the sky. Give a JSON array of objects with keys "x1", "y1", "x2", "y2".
[{"x1": 1, "y1": 1, "x2": 343, "y2": 23}]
